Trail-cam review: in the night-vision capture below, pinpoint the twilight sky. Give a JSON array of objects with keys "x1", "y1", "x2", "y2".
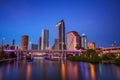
[{"x1": 0, "y1": 0, "x2": 120, "y2": 48}]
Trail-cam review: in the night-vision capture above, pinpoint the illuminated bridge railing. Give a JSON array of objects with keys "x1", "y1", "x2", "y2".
[{"x1": 3, "y1": 49, "x2": 83, "y2": 53}]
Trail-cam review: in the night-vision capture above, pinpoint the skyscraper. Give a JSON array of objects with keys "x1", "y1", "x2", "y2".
[
  {"x1": 41, "y1": 29, "x2": 49, "y2": 50},
  {"x1": 67, "y1": 31, "x2": 81, "y2": 50},
  {"x1": 53, "y1": 20, "x2": 66, "y2": 50},
  {"x1": 20, "y1": 35, "x2": 29, "y2": 50},
  {"x1": 12, "y1": 39, "x2": 15, "y2": 46},
  {"x1": 38, "y1": 37, "x2": 42, "y2": 50},
  {"x1": 88, "y1": 42, "x2": 96, "y2": 50},
  {"x1": 81, "y1": 34, "x2": 88, "y2": 49},
  {"x1": 31, "y1": 44, "x2": 38, "y2": 50}
]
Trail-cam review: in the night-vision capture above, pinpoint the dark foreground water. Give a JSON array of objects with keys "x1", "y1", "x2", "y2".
[{"x1": 0, "y1": 59, "x2": 120, "y2": 80}]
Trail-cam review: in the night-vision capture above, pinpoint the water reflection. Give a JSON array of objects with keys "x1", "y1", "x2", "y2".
[
  {"x1": 61, "y1": 63, "x2": 66, "y2": 80},
  {"x1": 6, "y1": 63, "x2": 10, "y2": 74},
  {"x1": 26, "y1": 64, "x2": 31, "y2": 80},
  {"x1": 89, "y1": 64, "x2": 96, "y2": 80},
  {"x1": 67, "y1": 61, "x2": 79, "y2": 80},
  {"x1": 0, "y1": 60, "x2": 120, "y2": 80},
  {"x1": 114, "y1": 65, "x2": 120, "y2": 79},
  {"x1": 0, "y1": 68, "x2": 2, "y2": 80},
  {"x1": 84, "y1": 63, "x2": 89, "y2": 79}
]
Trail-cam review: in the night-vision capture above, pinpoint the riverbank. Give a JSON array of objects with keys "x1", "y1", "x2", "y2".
[
  {"x1": 67, "y1": 56, "x2": 120, "y2": 65},
  {"x1": 67, "y1": 49, "x2": 120, "y2": 65}
]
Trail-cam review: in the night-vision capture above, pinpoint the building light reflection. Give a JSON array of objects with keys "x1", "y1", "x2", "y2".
[
  {"x1": 26, "y1": 64, "x2": 31, "y2": 80},
  {"x1": 61, "y1": 63, "x2": 66, "y2": 80},
  {"x1": 84, "y1": 63, "x2": 89, "y2": 78},
  {"x1": 90, "y1": 64, "x2": 96, "y2": 80},
  {"x1": 67, "y1": 62, "x2": 79, "y2": 80},
  {"x1": 7, "y1": 63, "x2": 10, "y2": 74},
  {"x1": 114, "y1": 66, "x2": 120, "y2": 79},
  {"x1": 0, "y1": 69, "x2": 2, "y2": 80}
]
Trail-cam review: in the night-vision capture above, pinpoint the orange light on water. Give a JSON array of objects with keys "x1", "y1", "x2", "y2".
[
  {"x1": 90, "y1": 64, "x2": 96, "y2": 80},
  {"x1": 26, "y1": 64, "x2": 31, "y2": 80},
  {"x1": 61, "y1": 63, "x2": 66, "y2": 80}
]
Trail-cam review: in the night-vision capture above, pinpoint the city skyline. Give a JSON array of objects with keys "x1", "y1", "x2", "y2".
[{"x1": 0, "y1": 0, "x2": 120, "y2": 48}]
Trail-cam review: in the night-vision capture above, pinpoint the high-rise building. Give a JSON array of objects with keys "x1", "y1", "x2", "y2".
[
  {"x1": 38, "y1": 37, "x2": 42, "y2": 50},
  {"x1": 12, "y1": 39, "x2": 15, "y2": 46},
  {"x1": 41, "y1": 29, "x2": 49, "y2": 50},
  {"x1": 67, "y1": 31, "x2": 81, "y2": 50},
  {"x1": 53, "y1": 20, "x2": 66, "y2": 50},
  {"x1": 20, "y1": 35, "x2": 29, "y2": 50},
  {"x1": 81, "y1": 34, "x2": 88, "y2": 49},
  {"x1": 88, "y1": 42, "x2": 96, "y2": 50},
  {"x1": 31, "y1": 44, "x2": 38, "y2": 50},
  {"x1": 52, "y1": 38, "x2": 59, "y2": 50}
]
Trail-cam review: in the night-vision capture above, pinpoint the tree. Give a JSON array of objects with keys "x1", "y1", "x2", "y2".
[{"x1": 86, "y1": 49, "x2": 96, "y2": 57}]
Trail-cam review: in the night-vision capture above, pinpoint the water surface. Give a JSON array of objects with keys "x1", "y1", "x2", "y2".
[{"x1": 0, "y1": 59, "x2": 120, "y2": 80}]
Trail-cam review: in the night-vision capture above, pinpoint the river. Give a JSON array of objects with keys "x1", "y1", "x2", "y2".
[{"x1": 0, "y1": 59, "x2": 120, "y2": 80}]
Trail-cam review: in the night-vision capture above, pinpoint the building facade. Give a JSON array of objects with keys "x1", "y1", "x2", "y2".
[
  {"x1": 31, "y1": 44, "x2": 38, "y2": 50},
  {"x1": 38, "y1": 37, "x2": 42, "y2": 50},
  {"x1": 67, "y1": 31, "x2": 81, "y2": 50},
  {"x1": 88, "y1": 42, "x2": 96, "y2": 50},
  {"x1": 41, "y1": 29, "x2": 49, "y2": 50},
  {"x1": 53, "y1": 20, "x2": 66, "y2": 50},
  {"x1": 20, "y1": 35, "x2": 29, "y2": 50},
  {"x1": 81, "y1": 34, "x2": 88, "y2": 49},
  {"x1": 52, "y1": 38, "x2": 59, "y2": 50}
]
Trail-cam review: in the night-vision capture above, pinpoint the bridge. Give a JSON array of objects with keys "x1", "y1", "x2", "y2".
[{"x1": 3, "y1": 49, "x2": 83, "y2": 60}]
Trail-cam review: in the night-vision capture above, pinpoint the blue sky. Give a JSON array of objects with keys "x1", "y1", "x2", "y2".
[{"x1": 0, "y1": 0, "x2": 120, "y2": 48}]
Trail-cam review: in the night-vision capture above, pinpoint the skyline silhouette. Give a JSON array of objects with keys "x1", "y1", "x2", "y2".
[{"x1": 0, "y1": 0, "x2": 120, "y2": 48}]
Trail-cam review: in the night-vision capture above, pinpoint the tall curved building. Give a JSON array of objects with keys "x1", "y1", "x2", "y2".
[
  {"x1": 20, "y1": 35, "x2": 29, "y2": 50},
  {"x1": 54, "y1": 20, "x2": 66, "y2": 50}
]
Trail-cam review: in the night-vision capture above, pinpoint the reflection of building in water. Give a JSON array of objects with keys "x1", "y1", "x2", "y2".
[
  {"x1": 84, "y1": 63, "x2": 89, "y2": 79},
  {"x1": 114, "y1": 65, "x2": 120, "y2": 79},
  {"x1": 61, "y1": 63, "x2": 66, "y2": 80},
  {"x1": 67, "y1": 62, "x2": 79, "y2": 80},
  {"x1": 0, "y1": 69, "x2": 1, "y2": 80},
  {"x1": 26, "y1": 64, "x2": 31, "y2": 80},
  {"x1": 90, "y1": 64, "x2": 96, "y2": 80}
]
